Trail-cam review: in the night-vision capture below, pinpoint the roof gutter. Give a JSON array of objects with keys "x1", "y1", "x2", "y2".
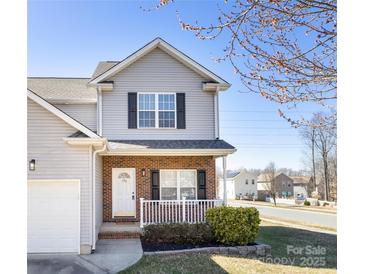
[
  {"x1": 63, "y1": 138, "x2": 107, "y2": 146},
  {"x1": 203, "y1": 82, "x2": 231, "y2": 92},
  {"x1": 100, "y1": 148, "x2": 236, "y2": 156}
]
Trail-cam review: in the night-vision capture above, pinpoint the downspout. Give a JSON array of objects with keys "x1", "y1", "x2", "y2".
[
  {"x1": 92, "y1": 143, "x2": 106, "y2": 250},
  {"x1": 214, "y1": 87, "x2": 220, "y2": 139},
  {"x1": 97, "y1": 86, "x2": 103, "y2": 136}
]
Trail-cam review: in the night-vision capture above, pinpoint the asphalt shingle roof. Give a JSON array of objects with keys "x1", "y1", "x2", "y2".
[
  {"x1": 109, "y1": 139, "x2": 235, "y2": 150},
  {"x1": 92, "y1": 61, "x2": 119, "y2": 79},
  {"x1": 226, "y1": 171, "x2": 240, "y2": 179},
  {"x1": 27, "y1": 77, "x2": 96, "y2": 102}
]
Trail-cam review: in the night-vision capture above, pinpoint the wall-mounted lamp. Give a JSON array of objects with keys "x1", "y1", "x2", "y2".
[
  {"x1": 141, "y1": 168, "x2": 146, "y2": 177},
  {"x1": 29, "y1": 159, "x2": 36, "y2": 171}
]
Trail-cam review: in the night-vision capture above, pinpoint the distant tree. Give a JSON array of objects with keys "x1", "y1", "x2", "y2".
[
  {"x1": 262, "y1": 162, "x2": 279, "y2": 206},
  {"x1": 300, "y1": 123, "x2": 318, "y2": 194},
  {"x1": 300, "y1": 113, "x2": 336, "y2": 200},
  {"x1": 148, "y1": 0, "x2": 337, "y2": 127}
]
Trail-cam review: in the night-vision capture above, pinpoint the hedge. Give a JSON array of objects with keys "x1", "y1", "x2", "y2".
[
  {"x1": 143, "y1": 223, "x2": 214, "y2": 245},
  {"x1": 205, "y1": 206, "x2": 260, "y2": 245}
]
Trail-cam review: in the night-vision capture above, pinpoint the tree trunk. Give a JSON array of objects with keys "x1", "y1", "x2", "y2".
[
  {"x1": 273, "y1": 193, "x2": 277, "y2": 206},
  {"x1": 311, "y1": 131, "x2": 317, "y2": 193},
  {"x1": 323, "y1": 152, "x2": 330, "y2": 201}
]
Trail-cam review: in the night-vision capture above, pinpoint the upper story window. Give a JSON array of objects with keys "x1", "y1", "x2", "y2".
[
  {"x1": 245, "y1": 179, "x2": 248, "y2": 185},
  {"x1": 252, "y1": 179, "x2": 255, "y2": 185},
  {"x1": 138, "y1": 93, "x2": 176, "y2": 128}
]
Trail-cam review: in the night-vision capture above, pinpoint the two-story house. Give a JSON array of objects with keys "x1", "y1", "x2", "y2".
[
  {"x1": 257, "y1": 172, "x2": 294, "y2": 200},
  {"x1": 218, "y1": 171, "x2": 258, "y2": 200},
  {"x1": 27, "y1": 38, "x2": 236, "y2": 254}
]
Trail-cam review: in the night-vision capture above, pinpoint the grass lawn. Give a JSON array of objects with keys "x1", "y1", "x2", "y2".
[{"x1": 120, "y1": 221, "x2": 337, "y2": 274}]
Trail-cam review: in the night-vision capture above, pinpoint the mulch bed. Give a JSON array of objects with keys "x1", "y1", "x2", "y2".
[{"x1": 141, "y1": 239, "x2": 257, "y2": 252}]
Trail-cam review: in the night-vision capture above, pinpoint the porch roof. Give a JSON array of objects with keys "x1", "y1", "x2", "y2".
[
  {"x1": 109, "y1": 139, "x2": 235, "y2": 149},
  {"x1": 105, "y1": 139, "x2": 236, "y2": 156}
]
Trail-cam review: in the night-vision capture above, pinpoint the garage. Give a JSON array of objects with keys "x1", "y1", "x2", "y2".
[{"x1": 28, "y1": 180, "x2": 80, "y2": 253}]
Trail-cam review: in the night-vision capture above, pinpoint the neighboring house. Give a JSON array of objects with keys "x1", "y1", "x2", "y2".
[
  {"x1": 217, "y1": 171, "x2": 239, "y2": 199},
  {"x1": 27, "y1": 38, "x2": 235, "y2": 254},
  {"x1": 218, "y1": 171, "x2": 257, "y2": 200},
  {"x1": 291, "y1": 176, "x2": 314, "y2": 199},
  {"x1": 257, "y1": 173, "x2": 294, "y2": 200}
]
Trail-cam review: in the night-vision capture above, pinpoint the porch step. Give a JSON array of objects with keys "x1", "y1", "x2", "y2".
[
  {"x1": 98, "y1": 222, "x2": 142, "y2": 239},
  {"x1": 114, "y1": 217, "x2": 138, "y2": 223},
  {"x1": 98, "y1": 231, "x2": 141, "y2": 239}
]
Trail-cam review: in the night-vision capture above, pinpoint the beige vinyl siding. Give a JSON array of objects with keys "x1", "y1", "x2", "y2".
[
  {"x1": 102, "y1": 47, "x2": 215, "y2": 140},
  {"x1": 94, "y1": 154, "x2": 103, "y2": 239},
  {"x1": 27, "y1": 98, "x2": 92, "y2": 246},
  {"x1": 55, "y1": 103, "x2": 97, "y2": 131}
]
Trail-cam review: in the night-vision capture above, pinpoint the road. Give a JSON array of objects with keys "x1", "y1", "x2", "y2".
[{"x1": 229, "y1": 201, "x2": 337, "y2": 229}]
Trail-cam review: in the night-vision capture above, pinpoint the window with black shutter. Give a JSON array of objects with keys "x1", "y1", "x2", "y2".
[
  {"x1": 176, "y1": 93, "x2": 186, "y2": 129},
  {"x1": 128, "y1": 92, "x2": 137, "y2": 128},
  {"x1": 197, "y1": 170, "x2": 206, "y2": 199},
  {"x1": 151, "y1": 170, "x2": 160, "y2": 200}
]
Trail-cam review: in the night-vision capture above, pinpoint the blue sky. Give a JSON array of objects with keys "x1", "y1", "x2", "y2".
[{"x1": 28, "y1": 0, "x2": 318, "y2": 170}]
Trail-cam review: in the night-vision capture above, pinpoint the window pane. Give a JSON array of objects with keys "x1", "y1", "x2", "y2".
[
  {"x1": 180, "y1": 171, "x2": 196, "y2": 187},
  {"x1": 160, "y1": 171, "x2": 177, "y2": 187},
  {"x1": 161, "y1": 188, "x2": 177, "y2": 200},
  {"x1": 180, "y1": 188, "x2": 196, "y2": 200},
  {"x1": 158, "y1": 94, "x2": 175, "y2": 110},
  {"x1": 139, "y1": 94, "x2": 155, "y2": 110},
  {"x1": 159, "y1": 111, "x2": 175, "y2": 128},
  {"x1": 139, "y1": 111, "x2": 155, "y2": 128}
]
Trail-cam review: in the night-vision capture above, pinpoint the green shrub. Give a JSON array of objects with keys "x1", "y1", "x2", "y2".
[
  {"x1": 205, "y1": 206, "x2": 260, "y2": 245},
  {"x1": 143, "y1": 223, "x2": 214, "y2": 245},
  {"x1": 304, "y1": 200, "x2": 311, "y2": 206},
  {"x1": 323, "y1": 202, "x2": 329, "y2": 206}
]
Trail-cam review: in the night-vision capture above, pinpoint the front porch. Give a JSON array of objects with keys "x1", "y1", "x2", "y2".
[
  {"x1": 102, "y1": 155, "x2": 219, "y2": 223},
  {"x1": 99, "y1": 154, "x2": 231, "y2": 238}
]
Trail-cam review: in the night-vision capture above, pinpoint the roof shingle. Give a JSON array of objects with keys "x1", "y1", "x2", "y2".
[
  {"x1": 92, "y1": 61, "x2": 119, "y2": 78},
  {"x1": 27, "y1": 77, "x2": 96, "y2": 103},
  {"x1": 109, "y1": 139, "x2": 235, "y2": 150}
]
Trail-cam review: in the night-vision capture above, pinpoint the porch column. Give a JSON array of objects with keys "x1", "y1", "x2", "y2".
[{"x1": 222, "y1": 156, "x2": 227, "y2": 205}]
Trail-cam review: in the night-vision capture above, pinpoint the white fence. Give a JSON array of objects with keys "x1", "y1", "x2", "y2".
[{"x1": 140, "y1": 198, "x2": 223, "y2": 228}]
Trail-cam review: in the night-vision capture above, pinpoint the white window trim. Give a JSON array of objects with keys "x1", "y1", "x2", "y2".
[
  {"x1": 159, "y1": 169, "x2": 197, "y2": 200},
  {"x1": 137, "y1": 92, "x2": 177, "y2": 129}
]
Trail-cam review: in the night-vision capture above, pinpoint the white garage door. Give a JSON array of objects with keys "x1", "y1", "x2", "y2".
[{"x1": 28, "y1": 180, "x2": 80, "y2": 253}]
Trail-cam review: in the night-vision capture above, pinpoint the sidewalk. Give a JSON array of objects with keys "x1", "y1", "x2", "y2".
[
  {"x1": 261, "y1": 216, "x2": 337, "y2": 235},
  {"x1": 231, "y1": 199, "x2": 337, "y2": 214}
]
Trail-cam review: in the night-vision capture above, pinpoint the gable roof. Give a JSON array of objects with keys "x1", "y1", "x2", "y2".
[
  {"x1": 226, "y1": 171, "x2": 240, "y2": 179},
  {"x1": 291, "y1": 176, "x2": 312, "y2": 185},
  {"x1": 88, "y1": 38, "x2": 230, "y2": 89},
  {"x1": 92, "y1": 61, "x2": 119, "y2": 78},
  {"x1": 28, "y1": 77, "x2": 96, "y2": 104},
  {"x1": 257, "y1": 172, "x2": 293, "y2": 182},
  {"x1": 27, "y1": 89, "x2": 100, "y2": 139}
]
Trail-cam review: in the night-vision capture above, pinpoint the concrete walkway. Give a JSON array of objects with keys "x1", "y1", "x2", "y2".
[
  {"x1": 81, "y1": 239, "x2": 143, "y2": 273},
  {"x1": 28, "y1": 239, "x2": 143, "y2": 274}
]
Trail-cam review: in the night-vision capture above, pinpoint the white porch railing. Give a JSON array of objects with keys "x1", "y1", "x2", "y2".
[{"x1": 140, "y1": 197, "x2": 223, "y2": 228}]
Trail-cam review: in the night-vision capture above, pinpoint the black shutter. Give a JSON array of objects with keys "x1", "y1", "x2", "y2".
[
  {"x1": 197, "y1": 170, "x2": 206, "y2": 199},
  {"x1": 151, "y1": 170, "x2": 160, "y2": 200},
  {"x1": 176, "y1": 93, "x2": 186, "y2": 129},
  {"x1": 128, "y1": 92, "x2": 137, "y2": 128}
]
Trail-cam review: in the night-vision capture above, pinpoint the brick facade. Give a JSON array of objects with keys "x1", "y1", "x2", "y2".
[{"x1": 103, "y1": 156, "x2": 216, "y2": 222}]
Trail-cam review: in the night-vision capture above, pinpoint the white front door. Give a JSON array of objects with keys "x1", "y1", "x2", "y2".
[{"x1": 112, "y1": 168, "x2": 136, "y2": 217}]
